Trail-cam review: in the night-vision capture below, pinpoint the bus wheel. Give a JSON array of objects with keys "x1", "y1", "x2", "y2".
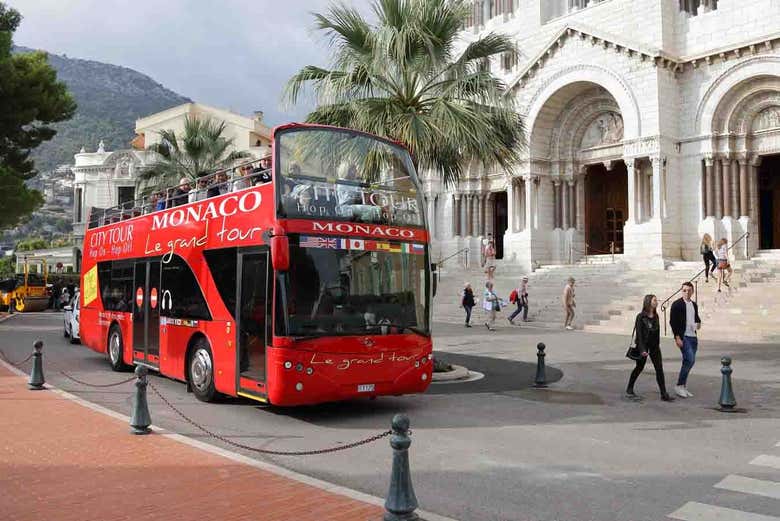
[
  {"x1": 108, "y1": 325, "x2": 129, "y2": 372},
  {"x1": 189, "y1": 339, "x2": 217, "y2": 402}
]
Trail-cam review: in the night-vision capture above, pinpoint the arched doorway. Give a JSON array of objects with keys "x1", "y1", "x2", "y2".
[
  {"x1": 584, "y1": 162, "x2": 628, "y2": 253},
  {"x1": 759, "y1": 153, "x2": 780, "y2": 249}
]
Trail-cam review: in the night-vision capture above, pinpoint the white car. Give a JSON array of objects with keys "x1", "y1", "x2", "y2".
[{"x1": 63, "y1": 291, "x2": 80, "y2": 344}]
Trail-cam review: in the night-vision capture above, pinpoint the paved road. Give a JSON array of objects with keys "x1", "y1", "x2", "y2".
[{"x1": 2, "y1": 312, "x2": 779, "y2": 521}]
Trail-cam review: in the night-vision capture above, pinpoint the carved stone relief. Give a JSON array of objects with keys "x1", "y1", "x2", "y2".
[
  {"x1": 753, "y1": 107, "x2": 780, "y2": 132},
  {"x1": 580, "y1": 112, "x2": 624, "y2": 148}
]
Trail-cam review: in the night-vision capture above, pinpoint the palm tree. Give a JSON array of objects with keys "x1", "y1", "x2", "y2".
[
  {"x1": 284, "y1": 0, "x2": 524, "y2": 186},
  {"x1": 139, "y1": 115, "x2": 250, "y2": 191}
]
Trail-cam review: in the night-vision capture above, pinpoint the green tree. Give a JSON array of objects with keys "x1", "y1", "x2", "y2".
[
  {"x1": 0, "y1": 2, "x2": 76, "y2": 229},
  {"x1": 285, "y1": 0, "x2": 524, "y2": 186},
  {"x1": 15, "y1": 237, "x2": 47, "y2": 251},
  {"x1": 140, "y1": 115, "x2": 250, "y2": 191}
]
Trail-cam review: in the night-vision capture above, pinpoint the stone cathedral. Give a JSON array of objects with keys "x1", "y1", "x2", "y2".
[{"x1": 423, "y1": 0, "x2": 780, "y2": 271}]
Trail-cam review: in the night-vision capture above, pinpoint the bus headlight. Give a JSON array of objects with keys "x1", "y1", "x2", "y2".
[
  {"x1": 306, "y1": 367, "x2": 313, "y2": 375},
  {"x1": 295, "y1": 382, "x2": 303, "y2": 391},
  {"x1": 421, "y1": 373, "x2": 428, "y2": 381},
  {"x1": 295, "y1": 363, "x2": 304, "y2": 372},
  {"x1": 421, "y1": 356, "x2": 427, "y2": 364},
  {"x1": 284, "y1": 361, "x2": 293, "y2": 369}
]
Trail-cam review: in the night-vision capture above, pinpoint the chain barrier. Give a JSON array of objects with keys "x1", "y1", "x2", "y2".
[
  {"x1": 0, "y1": 348, "x2": 33, "y2": 367},
  {"x1": 148, "y1": 382, "x2": 392, "y2": 456},
  {"x1": 59, "y1": 371, "x2": 137, "y2": 388}
]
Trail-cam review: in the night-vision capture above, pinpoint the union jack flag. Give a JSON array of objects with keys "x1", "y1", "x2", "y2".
[{"x1": 300, "y1": 236, "x2": 338, "y2": 249}]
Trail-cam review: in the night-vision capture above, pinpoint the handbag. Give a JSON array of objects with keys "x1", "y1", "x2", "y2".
[{"x1": 625, "y1": 324, "x2": 642, "y2": 361}]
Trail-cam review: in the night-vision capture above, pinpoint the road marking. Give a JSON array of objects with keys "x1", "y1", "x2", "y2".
[
  {"x1": 669, "y1": 502, "x2": 780, "y2": 521},
  {"x1": 750, "y1": 455, "x2": 780, "y2": 470},
  {"x1": 715, "y1": 475, "x2": 780, "y2": 500}
]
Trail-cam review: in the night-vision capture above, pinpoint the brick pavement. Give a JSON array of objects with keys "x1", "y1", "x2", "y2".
[{"x1": 0, "y1": 364, "x2": 383, "y2": 521}]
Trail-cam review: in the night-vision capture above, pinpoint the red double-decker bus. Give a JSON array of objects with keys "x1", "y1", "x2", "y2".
[{"x1": 79, "y1": 124, "x2": 433, "y2": 406}]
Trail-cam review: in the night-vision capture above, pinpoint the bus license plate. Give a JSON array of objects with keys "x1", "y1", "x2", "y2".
[{"x1": 357, "y1": 384, "x2": 375, "y2": 393}]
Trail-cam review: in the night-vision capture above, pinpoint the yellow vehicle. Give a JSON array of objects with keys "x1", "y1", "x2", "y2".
[{"x1": 0, "y1": 257, "x2": 51, "y2": 312}]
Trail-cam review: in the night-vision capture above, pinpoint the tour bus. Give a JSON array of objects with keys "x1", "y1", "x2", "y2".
[{"x1": 79, "y1": 124, "x2": 433, "y2": 406}]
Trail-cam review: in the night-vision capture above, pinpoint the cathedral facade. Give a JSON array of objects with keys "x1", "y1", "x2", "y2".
[{"x1": 424, "y1": 0, "x2": 780, "y2": 270}]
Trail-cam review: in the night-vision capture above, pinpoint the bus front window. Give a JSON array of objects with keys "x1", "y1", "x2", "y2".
[{"x1": 278, "y1": 239, "x2": 429, "y2": 338}]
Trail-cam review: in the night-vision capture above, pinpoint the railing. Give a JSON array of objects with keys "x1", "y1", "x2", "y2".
[
  {"x1": 437, "y1": 248, "x2": 470, "y2": 270},
  {"x1": 569, "y1": 241, "x2": 615, "y2": 265},
  {"x1": 659, "y1": 232, "x2": 750, "y2": 336},
  {"x1": 86, "y1": 156, "x2": 271, "y2": 230}
]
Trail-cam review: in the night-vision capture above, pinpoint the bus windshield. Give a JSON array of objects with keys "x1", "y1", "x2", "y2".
[
  {"x1": 276, "y1": 127, "x2": 424, "y2": 227},
  {"x1": 278, "y1": 237, "x2": 429, "y2": 338}
]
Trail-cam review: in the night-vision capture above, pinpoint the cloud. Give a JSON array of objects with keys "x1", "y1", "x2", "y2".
[{"x1": 8, "y1": 0, "x2": 368, "y2": 125}]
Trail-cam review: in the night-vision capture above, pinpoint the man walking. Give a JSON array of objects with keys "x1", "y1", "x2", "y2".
[
  {"x1": 508, "y1": 276, "x2": 529, "y2": 324},
  {"x1": 669, "y1": 281, "x2": 701, "y2": 398},
  {"x1": 563, "y1": 277, "x2": 576, "y2": 330}
]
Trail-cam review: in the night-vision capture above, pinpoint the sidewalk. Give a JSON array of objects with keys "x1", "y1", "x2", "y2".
[{"x1": 0, "y1": 363, "x2": 384, "y2": 521}]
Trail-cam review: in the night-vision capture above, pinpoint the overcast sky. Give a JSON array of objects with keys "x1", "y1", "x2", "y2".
[{"x1": 10, "y1": 0, "x2": 368, "y2": 125}]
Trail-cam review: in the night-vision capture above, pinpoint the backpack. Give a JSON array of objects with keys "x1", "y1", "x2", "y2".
[{"x1": 509, "y1": 289, "x2": 518, "y2": 304}]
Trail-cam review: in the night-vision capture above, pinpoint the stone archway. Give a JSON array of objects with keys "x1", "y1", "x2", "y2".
[
  {"x1": 703, "y1": 71, "x2": 780, "y2": 254},
  {"x1": 525, "y1": 80, "x2": 629, "y2": 261}
]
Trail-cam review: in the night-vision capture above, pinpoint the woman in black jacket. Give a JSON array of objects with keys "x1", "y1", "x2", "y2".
[
  {"x1": 462, "y1": 283, "x2": 475, "y2": 327},
  {"x1": 626, "y1": 294, "x2": 674, "y2": 401}
]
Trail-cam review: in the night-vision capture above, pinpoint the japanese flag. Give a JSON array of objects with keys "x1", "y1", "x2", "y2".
[{"x1": 349, "y1": 239, "x2": 365, "y2": 250}]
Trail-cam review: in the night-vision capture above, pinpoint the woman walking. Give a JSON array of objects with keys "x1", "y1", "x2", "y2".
[
  {"x1": 716, "y1": 238, "x2": 732, "y2": 292},
  {"x1": 626, "y1": 294, "x2": 674, "y2": 402},
  {"x1": 462, "y1": 283, "x2": 475, "y2": 328},
  {"x1": 483, "y1": 281, "x2": 499, "y2": 331},
  {"x1": 484, "y1": 239, "x2": 497, "y2": 281},
  {"x1": 700, "y1": 234, "x2": 717, "y2": 282}
]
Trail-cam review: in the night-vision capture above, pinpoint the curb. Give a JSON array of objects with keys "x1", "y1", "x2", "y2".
[{"x1": 0, "y1": 347, "x2": 458, "y2": 521}]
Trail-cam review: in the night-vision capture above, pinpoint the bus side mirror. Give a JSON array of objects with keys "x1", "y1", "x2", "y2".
[
  {"x1": 431, "y1": 263, "x2": 437, "y2": 298},
  {"x1": 271, "y1": 235, "x2": 290, "y2": 271}
]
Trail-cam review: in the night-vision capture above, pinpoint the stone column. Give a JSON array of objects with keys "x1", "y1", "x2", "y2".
[
  {"x1": 722, "y1": 157, "x2": 732, "y2": 218},
  {"x1": 426, "y1": 195, "x2": 436, "y2": 239},
  {"x1": 569, "y1": 180, "x2": 577, "y2": 229},
  {"x1": 480, "y1": 193, "x2": 488, "y2": 236},
  {"x1": 625, "y1": 158, "x2": 636, "y2": 224},
  {"x1": 468, "y1": 194, "x2": 475, "y2": 236},
  {"x1": 738, "y1": 157, "x2": 749, "y2": 218},
  {"x1": 731, "y1": 158, "x2": 740, "y2": 219},
  {"x1": 506, "y1": 180, "x2": 515, "y2": 233},
  {"x1": 651, "y1": 156, "x2": 663, "y2": 222},
  {"x1": 562, "y1": 178, "x2": 570, "y2": 229},
  {"x1": 474, "y1": 193, "x2": 482, "y2": 237},
  {"x1": 485, "y1": 192, "x2": 495, "y2": 237},
  {"x1": 515, "y1": 179, "x2": 523, "y2": 231},
  {"x1": 713, "y1": 156, "x2": 723, "y2": 219},
  {"x1": 750, "y1": 155, "x2": 761, "y2": 223},
  {"x1": 453, "y1": 194, "x2": 461, "y2": 236},
  {"x1": 552, "y1": 180, "x2": 560, "y2": 229},
  {"x1": 704, "y1": 155, "x2": 715, "y2": 218},
  {"x1": 524, "y1": 175, "x2": 536, "y2": 231}
]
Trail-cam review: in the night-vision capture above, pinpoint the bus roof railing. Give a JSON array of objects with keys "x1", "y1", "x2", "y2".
[{"x1": 87, "y1": 155, "x2": 272, "y2": 230}]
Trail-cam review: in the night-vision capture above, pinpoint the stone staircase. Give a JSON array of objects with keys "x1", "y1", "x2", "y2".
[{"x1": 432, "y1": 250, "x2": 780, "y2": 344}]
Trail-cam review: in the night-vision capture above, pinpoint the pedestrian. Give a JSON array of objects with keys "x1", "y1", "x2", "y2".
[
  {"x1": 563, "y1": 277, "x2": 576, "y2": 330},
  {"x1": 154, "y1": 191, "x2": 167, "y2": 211},
  {"x1": 482, "y1": 281, "x2": 499, "y2": 331},
  {"x1": 626, "y1": 294, "x2": 674, "y2": 402},
  {"x1": 461, "y1": 282, "x2": 475, "y2": 327},
  {"x1": 481, "y1": 233, "x2": 492, "y2": 268},
  {"x1": 669, "y1": 281, "x2": 701, "y2": 398},
  {"x1": 715, "y1": 238, "x2": 732, "y2": 292},
  {"x1": 484, "y1": 238, "x2": 496, "y2": 280},
  {"x1": 508, "y1": 276, "x2": 529, "y2": 324},
  {"x1": 700, "y1": 233, "x2": 717, "y2": 282}
]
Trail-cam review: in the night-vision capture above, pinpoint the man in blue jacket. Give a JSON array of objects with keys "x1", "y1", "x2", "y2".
[{"x1": 669, "y1": 281, "x2": 701, "y2": 398}]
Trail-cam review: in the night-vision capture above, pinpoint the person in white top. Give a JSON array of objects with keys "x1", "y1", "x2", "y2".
[
  {"x1": 715, "y1": 238, "x2": 732, "y2": 293},
  {"x1": 669, "y1": 281, "x2": 702, "y2": 398}
]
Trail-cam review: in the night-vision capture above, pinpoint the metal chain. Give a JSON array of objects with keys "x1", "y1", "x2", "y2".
[
  {"x1": 59, "y1": 371, "x2": 137, "y2": 388},
  {"x1": 0, "y1": 348, "x2": 33, "y2": 367},
  {"x1": 148, "y1": 382, "x2": 392, "y2": 456}
]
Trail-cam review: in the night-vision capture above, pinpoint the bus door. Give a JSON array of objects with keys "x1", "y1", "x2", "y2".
[
  {"x1": 235, "y1": 248, "x2": 269, "y2": 401},
  {"x1": 133, "y1": 259, "x2": 161, "y2": 367}
]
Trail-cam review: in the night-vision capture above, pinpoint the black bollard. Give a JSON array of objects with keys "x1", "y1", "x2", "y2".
[
  {"x1": 130, "y1": 365, "x2": 152, "y2": 435},
  {"x1": 534, "y1": 342, "x2": 547, "y2": 388},
  {"x1": 718, "y1": 356, "x2": 737, "y2": 411},
  {"x1": 382, "y1": 414, "x2": 419, "y2": 521},
  {"x1": 28, "y1": 340, "x2": 45, "y2": 390}
]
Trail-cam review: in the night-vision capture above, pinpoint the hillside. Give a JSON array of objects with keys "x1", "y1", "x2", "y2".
[{"x1": 13, "y1": 46, "x2": 192, "y2": 172}]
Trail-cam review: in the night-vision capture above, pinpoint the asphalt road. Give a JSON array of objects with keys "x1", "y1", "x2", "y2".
[{"x1": 2, "y1": 312, "x2": 779, "y2": 521}]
